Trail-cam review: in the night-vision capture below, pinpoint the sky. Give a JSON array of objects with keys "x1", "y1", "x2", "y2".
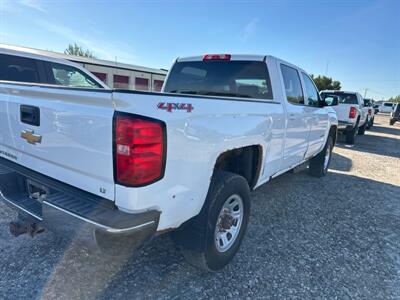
[{"x1": 0, "y1": 0, "x2": 399, "y2": 99}]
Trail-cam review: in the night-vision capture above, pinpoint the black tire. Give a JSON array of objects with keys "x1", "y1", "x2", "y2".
[
  {"x1": 345, "y1": 123, "x2": 358, "y2": 144},
  {"x1": 172, "y1": 171, "x2": 250, "y2": 271},
  {"x1": 390, "y1": 119, "x2": 395, "y2": 126},
  {"x1": 358, "y1": 121, "x2": 366, "y2": 135},
  {"x1": 309, "y1": 135, "x2": 334, "y2": 177}
]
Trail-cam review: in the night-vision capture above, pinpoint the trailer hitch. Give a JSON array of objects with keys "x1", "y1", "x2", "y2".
[{"x1": 9, "y1": 218, "x2": 44, "y2": 238}]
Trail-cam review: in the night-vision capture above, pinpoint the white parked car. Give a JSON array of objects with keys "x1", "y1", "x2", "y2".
[
  {"x1": 377, "y1": 102, "x2": 395, "y2": 113},
  {"x1": 320, "y1": 91, "x2": 368, "y2": 144},
  {"x1": 0, "y1": 49, "x2": 338, "y2": 271}
]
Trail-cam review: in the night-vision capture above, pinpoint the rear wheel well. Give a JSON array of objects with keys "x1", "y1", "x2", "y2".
[{"x1": 214, "y1": 145, "x2": 261, "y2": 189}]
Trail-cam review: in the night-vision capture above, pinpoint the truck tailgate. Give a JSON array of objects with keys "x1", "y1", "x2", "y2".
[
  {"x1": 332, "y1": 104, "x2": 354, "y2": 123},
  {"x1": 0, "y1": 84, "x2": 115, "y2": 200}
]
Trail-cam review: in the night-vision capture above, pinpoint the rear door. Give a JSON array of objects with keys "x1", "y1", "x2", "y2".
[
  {"x1": 279, "y1": 63, "x2": 311, "y2": 168},
  {"x1": 0, "y1": 53, "x2": 115, "y2": 200}
]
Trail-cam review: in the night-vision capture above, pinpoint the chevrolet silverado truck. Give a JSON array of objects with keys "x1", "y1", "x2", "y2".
[
  {"x1": 320, "y1": 90, "x2": 368, "y2": 144},
  {"x1": 0, "y1": 48, "x2": 338, "y2": 271}
]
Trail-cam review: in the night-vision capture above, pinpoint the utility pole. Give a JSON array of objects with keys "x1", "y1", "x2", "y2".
[
  {"x1": 364, "y1": 88, "x2": 368, "y2": 98},
  {"x1": 325, "y1": 60, "x2": 329, "y2": 76}
]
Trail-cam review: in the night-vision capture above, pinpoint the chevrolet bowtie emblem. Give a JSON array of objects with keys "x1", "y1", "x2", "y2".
[{"x1": 21, "y1": 130, "x2": 42, "y2": 145}]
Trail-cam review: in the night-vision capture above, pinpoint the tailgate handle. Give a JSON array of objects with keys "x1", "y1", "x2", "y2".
[{"x1": 20, "y1": 105, "x2": 40, "y2": 126}]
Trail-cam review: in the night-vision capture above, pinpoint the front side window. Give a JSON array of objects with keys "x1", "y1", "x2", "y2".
[
  {"x1": 0, "y1": 54, "x2": 40, "y2": 83},
  {"x1": 301, "y1": 73, "x2": 320, "y2": 107},
  {"x1": 164, "y1": 60, "x2": 273, "y2": 100},
  {"x1": 280, "y1": 64, "x2": 304, "y2": 105},
  {"x1": 48, "y1": 62, "x2": 102, "y2": 88}
]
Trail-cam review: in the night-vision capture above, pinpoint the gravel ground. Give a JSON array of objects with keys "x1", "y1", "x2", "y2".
[{"x1": 0, "y1": 114, "x2": 399, "y2": 300}]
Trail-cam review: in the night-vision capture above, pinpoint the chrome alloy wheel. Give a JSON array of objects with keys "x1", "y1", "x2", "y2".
[{"x1": 214, "y1": 194, "x2": 244, "y2": 253}]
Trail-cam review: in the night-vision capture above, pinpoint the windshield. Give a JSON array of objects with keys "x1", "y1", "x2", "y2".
[
  {"x1": 164, "y1": 60, "x2": 273, "y2": 99},
  {"x1": 321, "y1": 92, "x2": 358, "y2": 104}
]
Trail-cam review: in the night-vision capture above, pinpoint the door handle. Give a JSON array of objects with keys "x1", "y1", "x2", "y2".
[{"x1": 20, "y1": 105, "x2": 40, "y2": 126}]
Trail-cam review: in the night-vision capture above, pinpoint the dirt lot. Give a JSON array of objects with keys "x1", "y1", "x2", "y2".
[{"x1": 0, "y1": 114, "x2": 399, "y2": 300}]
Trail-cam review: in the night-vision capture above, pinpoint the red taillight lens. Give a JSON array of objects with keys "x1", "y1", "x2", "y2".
[
  {"x1": 114, "y1": 114, "x2": 165, "y2": 186},
  {"x1": 203, "y1": 54, "x2": 231, "y2": 61},
  {"x1": 349, "y1": 107, "x2": 357, "y2": 119},
  {"x1": 368, "y1": 108, "x2": 372, "y2": 115}
]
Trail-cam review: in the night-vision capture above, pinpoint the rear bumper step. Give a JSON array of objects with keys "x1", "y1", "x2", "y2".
[{"x1": 0, "y1": 157, "x2": 160, "y2": 254}]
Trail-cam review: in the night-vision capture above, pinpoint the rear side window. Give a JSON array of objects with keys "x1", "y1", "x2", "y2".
[
  {"x1": 321, "y1": 92, "x2": 358, "y2": 104},
  {"x1": 280, "y1": 64, "x2": 304, "y2": 105},
  {"x1": 47, "y1": 62, "x2": 102, "y2": 88},
  {"x1": 384, "y1": 103, "x2": 393, "y2": 107},
  {"x1": 0, "y1": 54, "x2": 40, "y2": 83},
  {"x1": 164, "y1": 60, "x2": 273, "y2": 100}
]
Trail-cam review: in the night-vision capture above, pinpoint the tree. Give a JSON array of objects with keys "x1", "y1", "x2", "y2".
[
  {"x1": 64, "y1": 43, "x2": 96, "y2": 58},
  {"x1": 388, "y1": 95, "x2": 400, "y2": 103},
  {"x1": 310, "y1": 75, "x2": 341, "y2": 91}
]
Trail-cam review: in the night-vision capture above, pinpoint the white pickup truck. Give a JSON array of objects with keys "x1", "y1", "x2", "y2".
[
  {"x1": 0, "y1": 48, "x2": 338, "y2": 271},
  {"x1": 320, "y1": 90, "x2": 368, "y2": 144}
]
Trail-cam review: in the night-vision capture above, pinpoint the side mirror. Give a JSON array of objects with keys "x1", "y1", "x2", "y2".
[
  {"x1": 330, "y1": 97, "x2": 339, "y2": 106},
  {"x1": 321, "y1": 96, "x2": 339, "y2": 106}
]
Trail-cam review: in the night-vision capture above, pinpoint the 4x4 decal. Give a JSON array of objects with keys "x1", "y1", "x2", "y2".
[{"x1": 157, "y1": 102, "x2": 194, "y2": 113}]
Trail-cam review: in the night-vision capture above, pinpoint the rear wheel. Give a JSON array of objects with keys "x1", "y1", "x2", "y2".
[
  {"x1": 358, "y1": 121, "x2": 366, "y2": 135},
  {"x1": 309, "y1": 135, "x2": 334, "y2": 177},
  {"x1": 345, "y1": 122, "x2": 358, "y2": 144},
  {"x1": 369, "y1": 117, "x2": 374, "y2": 128},
  {"x1": 172, "y1": 171, "x2": 250, "y2": 271},
  {"x1": 390, "y1": 119, "x2": 395, "y2": 126}
]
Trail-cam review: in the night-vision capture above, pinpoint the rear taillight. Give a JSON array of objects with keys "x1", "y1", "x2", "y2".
[
  {"x1": 349, "y1": 107, "x2": 357, "y2": 119},
  {"x1": 368, "y1": 108, "x2": 372, "y2": 115},
  {"x1": 114, "y1": 114, "x2": 165, "y2": 186},
  {"x1": 203, "y1": 54, "x2": 231, "y2": 61}
]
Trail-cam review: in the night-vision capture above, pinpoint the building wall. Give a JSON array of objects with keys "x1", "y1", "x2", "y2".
[{"x1": 78, "y1": 62, "x2": 166, "y2": 92}]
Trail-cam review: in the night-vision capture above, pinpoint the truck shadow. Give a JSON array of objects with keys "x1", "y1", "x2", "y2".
[
  {"x1": 369, "y1": 125, "x2": 400, "y2": 136},
  {"x1": 3, "y1": 171, "x2": 395, "y2": 299},
  {"x1": 335, "y1": 130, "x2": 400, "y2": 159},
  {"x1": 329, "y1": 152, "x2": 353, "y2": 172}
]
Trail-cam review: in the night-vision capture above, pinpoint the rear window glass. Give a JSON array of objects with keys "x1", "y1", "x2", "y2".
[
  {"x1": 321, "y1": 92, "x2": 358, "y2": 104},
  {"x1": 0, "y1": 54, "x2": 40, "y2": 83},
  {"x1": 164, "y1": 60, "x2": 273, "y2": 100},
  {"x1": 384, "y1": 103, "x2": 394, "y2": 107}
]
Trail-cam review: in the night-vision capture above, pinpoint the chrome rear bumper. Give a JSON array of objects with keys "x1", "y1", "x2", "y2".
[{"x1": 0, "y1": 158, "x2": 160, "y2": 254}]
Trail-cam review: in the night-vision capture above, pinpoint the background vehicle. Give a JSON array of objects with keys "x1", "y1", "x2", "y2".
[
  {"x1": 363, "y1": 98, "x2": 375, "y2": 128},
  {"x1": 373, "y1": 103, "x2": 380, "y2": 114},
  {"x1": 390, "y1": 103, "x2": 400, "y2": 125},
  {"x1": 1, "y1": 44, "x2": 168, "y2": 91},
  {"x1": 0, "y1": 52, "x2": 338, "y2": 271},
  {"x1": 0, "y1": 45, "x2": 109, "y2": 89},
  {"x1": 378, "y1": 101, "x2": 395, "y2": 113},
  {"x1": 320, "y1": 90, "x2": 368, "y2": 144}
]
